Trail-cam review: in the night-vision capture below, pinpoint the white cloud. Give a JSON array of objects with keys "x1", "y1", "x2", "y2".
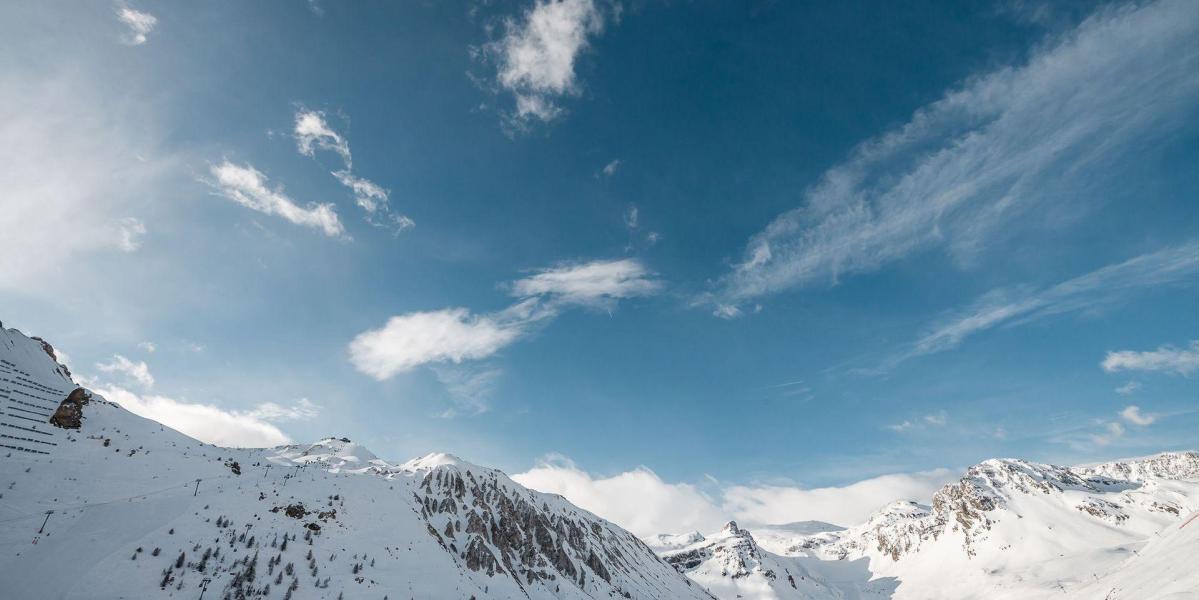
[
  {"x1": 1090, "y1": 420, "x2": 1126, "y2": 446},
  {"x1": 715, "y1": 0, "x2": 1199, "y2": 307},
  {"x1": 208, "y1": 161, "x2": 345, "y2": 237},
  {"x1": 893, "y1": 242, "x2": 1199, "y2": 366},
  {"x1": 293, "y1": 109, "x2": 414, "y2": 232},
  {"x1": 513, "y1": 455, "x2": 727, "y2": 538},
  {"x1": 490, "y1": 0, "x2": 604, "y2": 125},
  {"x1": 332, "y1": 170, "x2": 386, "y2": 213},
  {"x1": 137, "y1": 341, "x2": 156, "y2": 353},
  {"x1": 510, "y1": 258, "x2": 661, "y2": 308},
  {"x1": 112, "y1": 217, "x2": 146, "y2": 252},
  {"x1": 722, "y1": 469, "x2": 956, "y2": 528},
  {"x1": 1102, "y1": 340, "x2": 1199, "y2": 376},
  {"x1": 95, "y1": 384, "x2": 291, "y2": 447},
  {"x1": 293, "y1": 110, "x2": 352, "y2": 167},
  {"x1": 1115, "y1": 380, "x2": 1140, "y2": 396},
  {"x1": 712, "y1": 304, "x2": 742, "y2": 319},
  {"x1": 349, "y1": 308, "x2": 524, "y2": 380},
  {"x1": 350, "y1": 259, "x2": 659, "y2": 380},
  {"x1": 514, "y1": 455, "x2": 957, "y2": 536},
  {"x1": 1120, "y1": 405, "x2": 1156, "y2": 426},
  {"x1": 1083, "y1": 403, "x2": 1164, "y2": 447},
  {"x1": 116, "y1": 3, "x2": 157, "y2": 46},
  {"x1": 96, "y1": 354, "x2": 155, "y2": 389},
  {"x1": 601, "y1": 159, "x2": 621, "y2": 177}
]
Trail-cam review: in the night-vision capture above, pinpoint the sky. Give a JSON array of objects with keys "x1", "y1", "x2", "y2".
[{"x1": 2, "y1": 0, "x2": 1199, "y2": 535}]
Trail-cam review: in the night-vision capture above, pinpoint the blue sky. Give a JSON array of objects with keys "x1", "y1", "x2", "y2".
[{"x1": 3, "y1": 0, "x2": 1199, "y2": 531}]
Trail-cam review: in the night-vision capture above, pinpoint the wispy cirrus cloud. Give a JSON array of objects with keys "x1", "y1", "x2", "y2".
[
  {"x1": 1114, "y1": 381, "x2": 1141, "y2": 396},
  {"x1": 349, "y1": 259, "x2": 660, "y2": 382},
  {"x1": 711, "y1": 0, "x2": 1199, "y2": 311},
  {"x1": 887, "y1": 411, "x2": 948, "y2": 433},
  {"x1": 207, "y1": 161, "x2": 345, "y2": 237},
  {"x1": 1102, "y1": 340, "x2": 1199, "y2": 376},
  {"x1": 486, "y1": 0, "x2": 606, "y2": 127},
  {"x1": 293, "y1": 109, "x2": 414, "y2": 233},
  {"x1": 245, "y1": 397, "x2": 321, "y2": 422},
  {"x1": 509, "y1": 258, "x2": 662, "y2": 308},
  {"x1": 294, "y1": 109, "x2": 352, "y2": 167},
  {"x1": 112, "y1": 217, "x2": 146, "y2": 252},
  {"x1": 884, "y1": 241, "x2": 1199, "y2": 368},
  {"x1": 116, "y1": 2, "x2": 157, "y2": 46},
  {"x1": 433, "y1": 366, "x2": 504, "y2": 418}
]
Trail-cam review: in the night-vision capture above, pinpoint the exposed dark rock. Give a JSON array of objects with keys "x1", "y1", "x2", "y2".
[
  {"x1": 30, "y1": 336, "x2": 71, "y2": 379},
  {"x1": 49, "y1": 387, "x2": 91, "y2": 429},
  {"x1": 416, "y1": 462, "x2": 660, "y2": 595},
  {"x1": 271, "y1": 504, "x2": 309, "y2": 519}
]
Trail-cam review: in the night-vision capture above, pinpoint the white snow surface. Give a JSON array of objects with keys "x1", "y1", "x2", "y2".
[
  {"x1": 657, "y1": 456, "x2": 1199, "y2": 599},
  {"x1": 4, "y1": 322, "x2": 1199, "y2": 599},
  {"x1": 0, "y1": 324, "x2": 712, "y2": 600}
]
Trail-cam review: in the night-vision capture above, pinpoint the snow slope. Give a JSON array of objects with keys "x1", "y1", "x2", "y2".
[
  {"x1": 653, "y1": 456, "x2": 1199, "y2": 599},
  {"x1": 660, "y1": 522, "x2": 858, "y2": 600},
  {"x1": 1063, "y1": 510, "x2": 1199, "y2": 599},
  {"x1": 767, "y1": 455, "x2": 1199, "y2": 599},
  {"x1": 0, "y1": 323, "x2": 712, "y2": 600},
  {"x1": 6, "y1": 321, "x2": 1199, "y2": 599}
]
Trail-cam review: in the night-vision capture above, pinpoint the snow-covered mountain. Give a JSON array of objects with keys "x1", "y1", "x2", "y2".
[
  {"x1": 657, "y1": 455, "x2": 1199, "y2": 599},
  {"x1": 658, "y1": 521, "x2": 861, "y2": 600},
  {"x1": 5, "y1": 320, "x2": 1199, "y2": 599},
  {"x1": 0, "y1": 323, "x2": 712, "y2": 600}
]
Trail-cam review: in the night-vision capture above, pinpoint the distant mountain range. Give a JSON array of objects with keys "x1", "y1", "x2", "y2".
[
  {"x1": 2, "y1": 320, "x2": 1196, "y2": 599},
  {"x1": 654, "y1": 452, "x2": 1199, "y2": 599}
]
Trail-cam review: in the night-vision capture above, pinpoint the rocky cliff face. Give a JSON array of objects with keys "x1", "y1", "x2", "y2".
[
  {"x1": 808, "y1": 455, "x2": 1199, "y2": 565},
  {"x1": 1080, "y1": 451, "x2": 1199, "y2": 482},
  {"x1": 0, "y1": 321, "x2": 713, "y2": 600},
  {"x1": 404, "y1": 454, "x2": 705, "y2": 598},
  {"x1": 49, "y1": 387, "x2": 91, "y2": 429},
  {"x1": 661, "y1": 521, "x2": 840, "y2": 599}
]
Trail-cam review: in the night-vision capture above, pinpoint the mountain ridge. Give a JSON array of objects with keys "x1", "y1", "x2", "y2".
[
  {"x1": 0, "y1": 323, "x2": 713, "y2": 600},
  {"x1": 4, "y1": 321, "x2": 1197, "y2": 599}
]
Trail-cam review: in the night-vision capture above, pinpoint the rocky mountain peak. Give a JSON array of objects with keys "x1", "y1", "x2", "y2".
[{"x1": 1081, "y1": 451, "x2": 1199, "y2": 482}]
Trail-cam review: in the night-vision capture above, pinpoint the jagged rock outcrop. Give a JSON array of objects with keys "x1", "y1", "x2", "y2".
[
  {"x1": 29, "y1": 335, "x2": 71, "y2": 379},
  {"x1": 404, "y1": 455, "x2": 691, "y2": 597},
  {"x1": 807, "y1": 455, "x2": 1199, "y2": 565},
  {"x1": 49, "y1": 387, "x2": 90, "y2": 429},
  {"x1": 659, "y1": 521, "x2": 838, "y2": 598}
]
